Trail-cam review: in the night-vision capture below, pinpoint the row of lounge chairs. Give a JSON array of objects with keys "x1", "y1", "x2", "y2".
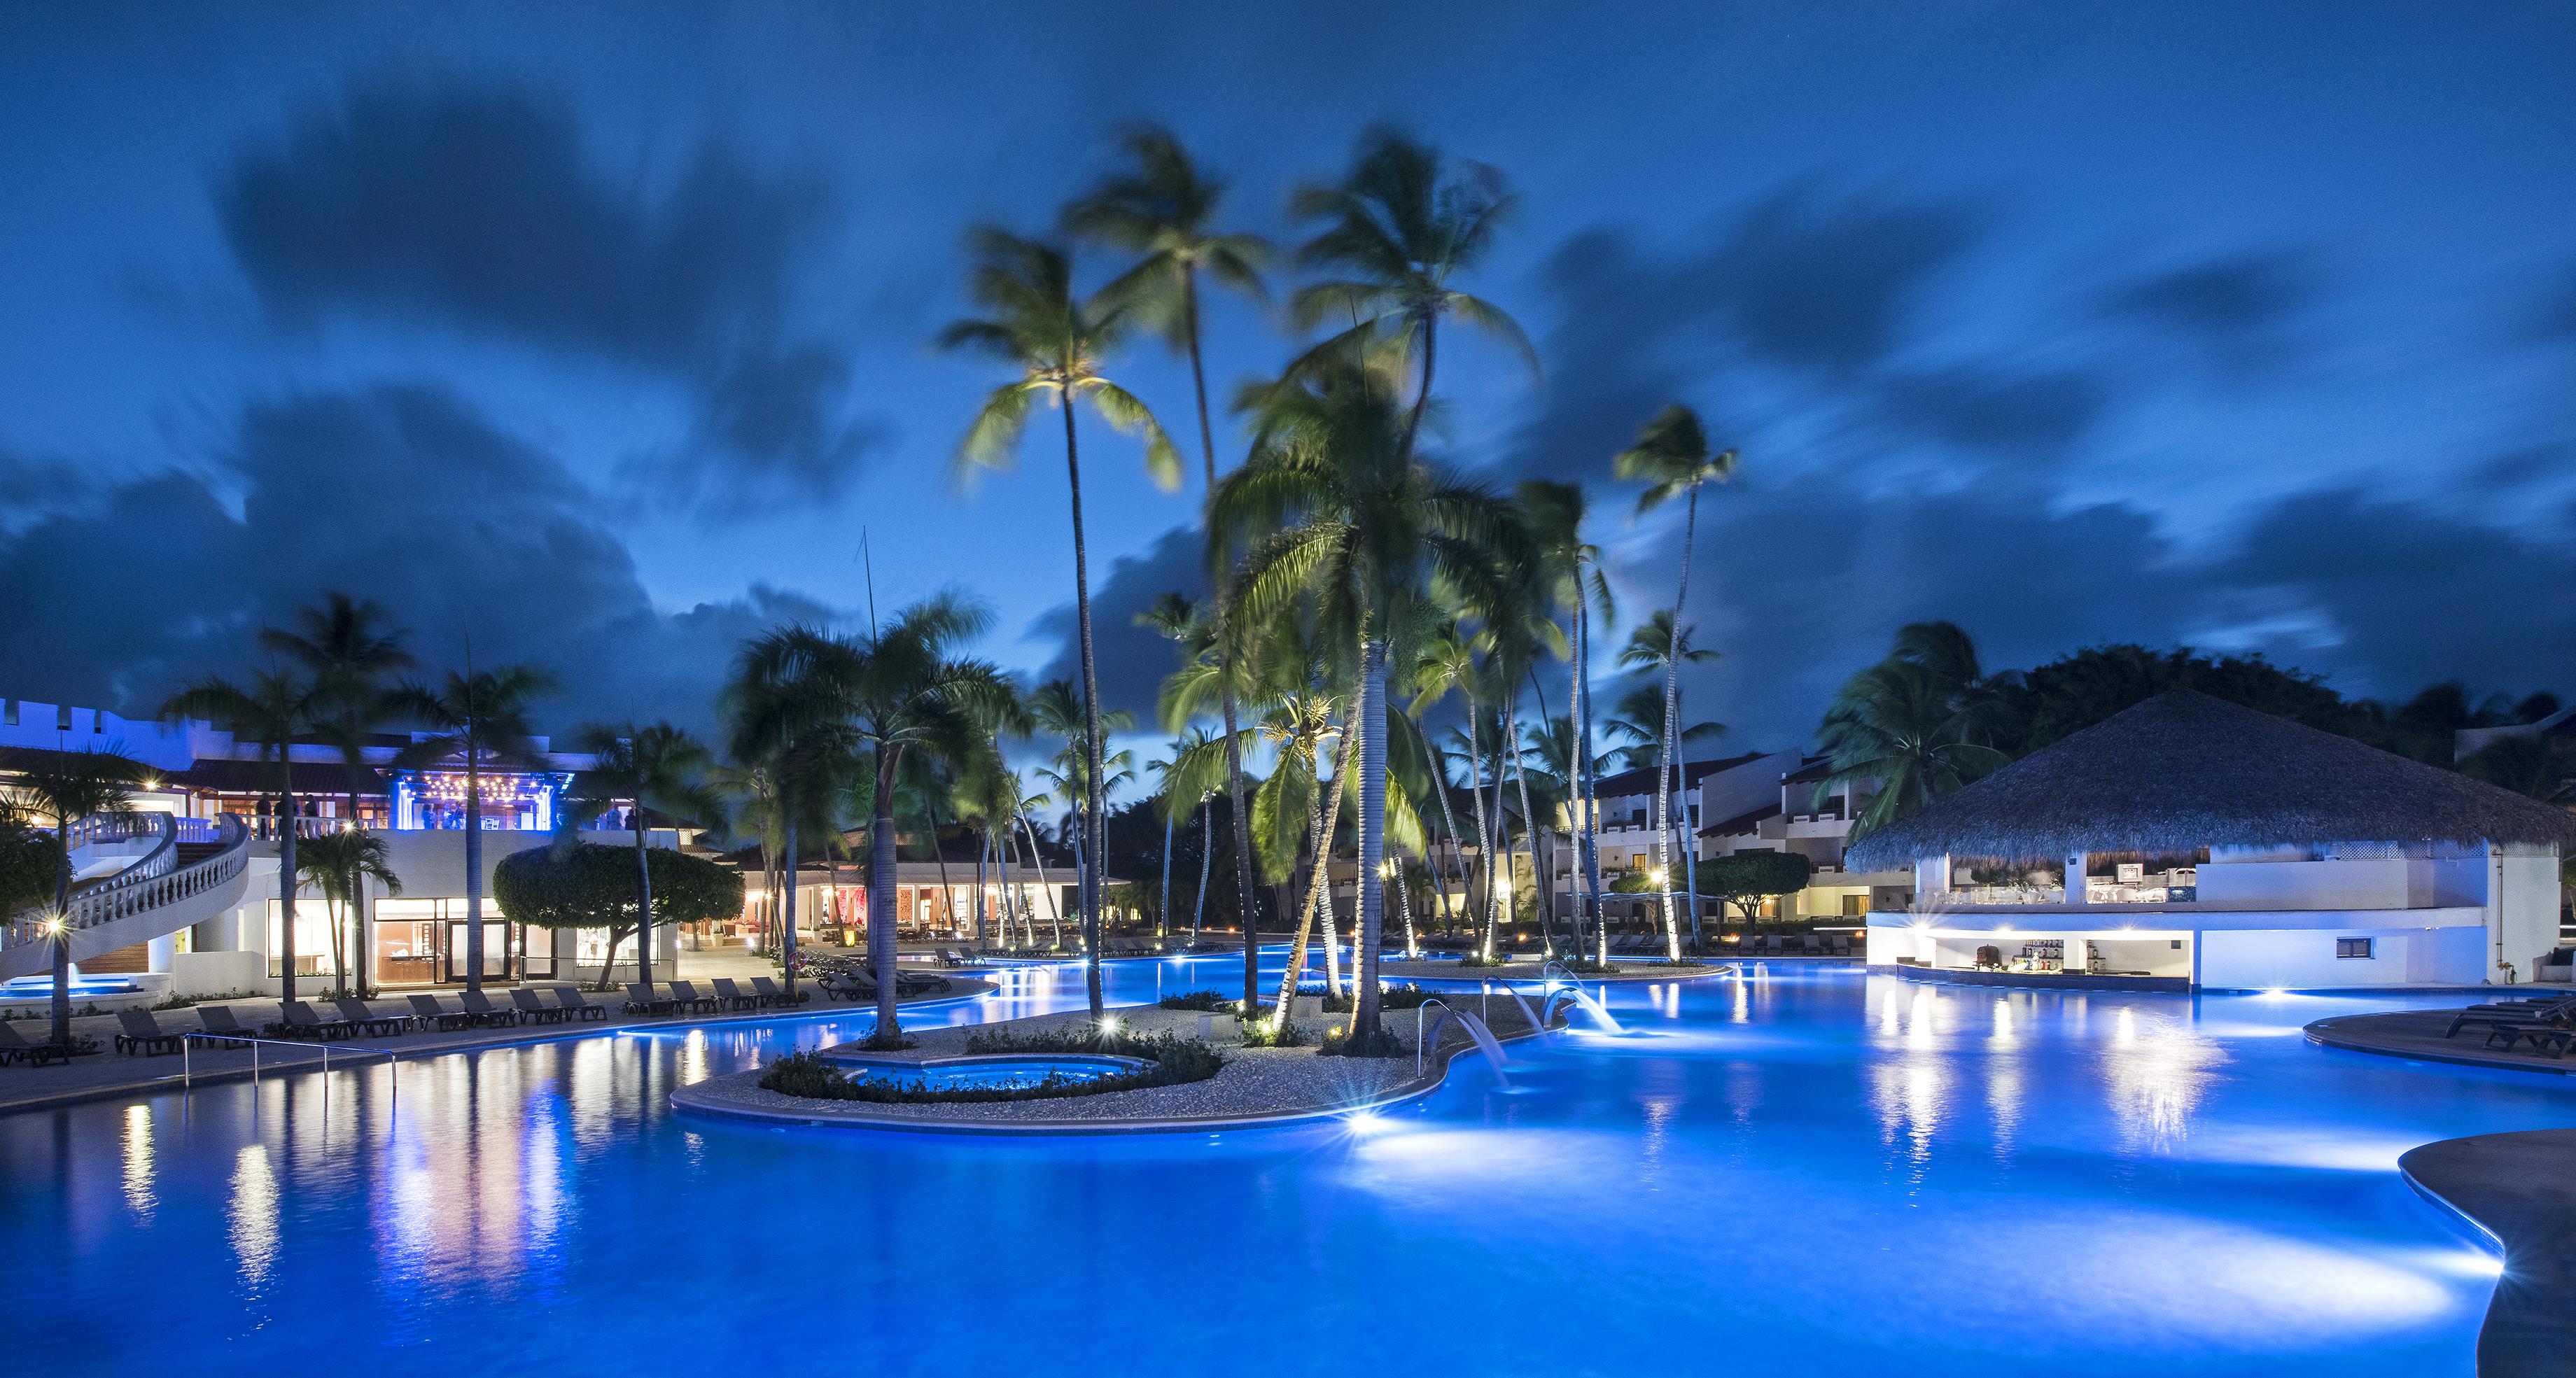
[
  {"x1": 815, "y1": 967, "x2": 950, "y2": 1002},
  {"x1": 621, "y1": 977, "x2": 807, "y2": 1017},
  {"x1": 2444, "y1": 994, "x2": 2576, "y2": 1057},
  {"x1": 106, "y1": 987, "x2": 624, "y2": 1056}
]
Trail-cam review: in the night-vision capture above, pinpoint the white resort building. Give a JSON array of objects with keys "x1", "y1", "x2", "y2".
[
  {"x1": 1844, "y1": 691, "x2": 2576, "y2": 992},
  {"x1": 1, "y1": 696, "x2": 662, "y2": 1001}
]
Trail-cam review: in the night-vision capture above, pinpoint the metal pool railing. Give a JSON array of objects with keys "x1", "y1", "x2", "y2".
[{"x1": 180, "y1": 1032, "x2": 403, "y2": 1117}]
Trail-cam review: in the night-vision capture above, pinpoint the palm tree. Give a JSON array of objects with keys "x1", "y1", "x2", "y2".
[
  {"x1": 386, "y1": 663, "x2": 558, "y2": 995},
  {"x1": 1409, "y1": 628, "x2": 1504, "y2": 957},
  {"x1": 1144, "y1": 590, "x2": 1270, "y2": 1000},
  {"x1": 1614, "y1": 405, "x2": 1738, "y2": 959},
  {"x1": 296, "y1": 830, "x2": 400, "y2": 997},
  {"x1": 1029, "y1": 676, "x2": 1135, "y2": 983},
  {"x1": 941, "y1": 228, "x2": 1180, "y2": 1015},
  {"x1": 2, "y1": 748, "x2": 146, "y2": 1043},
  {"x1": 1519, "y1": 479, "x2": 1616, "y2": 961},
  {"x1": 1818, "y1": 622, "x2": 2011, "y2": 838},
  {"x1": 164, "y1": 669, "x2": 330, "y2": 1003},
  {"x1": 733, "y1": 596, "x2": 1016, "y2": 1041},
  {"x1": 1213, "y1": 360, "x2": 1518, "y2": 1046},
  {"x1": 262, "y1": 592, "x2": 413, "y2": 990},
  {"x1": 1065, "y1": 125, "x2": 1271, "y2": 493},
  {"x1": 561, "y1": 722, "x2": 723, "y2": 989},
  {"x1": 1286, "y1": 125, "x2": 1536, "y2": 460}
]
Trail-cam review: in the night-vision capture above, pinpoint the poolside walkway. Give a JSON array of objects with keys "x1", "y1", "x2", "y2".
[
  {"x1": 1382, "y1": 957, "x2": 1756, "y2": 983},
  {"x1": 2398, "y1": 1128, "x2": 2576, "y2": 1378},
  {"x1": 2304, "y1": 1008, "x2": 2576, "y2": 1076},
  {"x1": 0, "y1": 977, "x2": 993, "y2": 1116}
]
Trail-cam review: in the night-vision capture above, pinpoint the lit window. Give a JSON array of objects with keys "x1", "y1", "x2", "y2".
[{"x1": 2335, "y1": 937, "x2": 2373, "y2": 959}]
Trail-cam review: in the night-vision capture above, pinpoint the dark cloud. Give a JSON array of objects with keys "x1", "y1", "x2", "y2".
[
  {"x1": 218, "y1": 79, "x2": 880, "y2": 509},
  {"x1": 1032, "y1": 523, "x2": 1209, "y2": 726},
  {"x1": 2215, "y1": 488, "x2": 2576, "y2": 701},
  {"x1": 1872, "y1": 364, "x2": 2108, "y2": 458},
  {"x1": 1702, "y1": 185, "x2": 1987, "y2": 382},
  {"x1": 0, "y1": 445, "x2": 102, "y2": 535},
  {"x1": 2096, "y1": 248, "x2": 2320, "y2": 373},
  {"x1": 1633, "y1": 470, "x2": 2207, "y2": 750},
  {"x1": 0, "y1": 383, "x2": 841, "y2": 736}
]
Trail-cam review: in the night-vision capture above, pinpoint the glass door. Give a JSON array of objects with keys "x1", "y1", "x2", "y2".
[{"x1": 443, "y1": 922, "x2": 511, "y2": 982}]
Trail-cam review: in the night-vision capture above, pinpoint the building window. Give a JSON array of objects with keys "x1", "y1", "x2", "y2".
[{"x1": 2336, "y1": 937, "x2": 2373, "y2": 959}]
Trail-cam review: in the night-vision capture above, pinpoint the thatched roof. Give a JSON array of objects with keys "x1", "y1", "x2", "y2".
[{"x1": 1843, "y1": 689, "x2": 2576, "y2": 869}]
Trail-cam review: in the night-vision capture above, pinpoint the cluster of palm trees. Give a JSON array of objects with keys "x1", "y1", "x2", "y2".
[{"x1": 928, "y1": 123, "x2": 1741, "y2": 1053}]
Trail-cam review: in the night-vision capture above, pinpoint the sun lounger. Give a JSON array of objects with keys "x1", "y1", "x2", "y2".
[
  {"x1": 706, "y1": 978, "x2": 761, "y2": 1011},
  {"x1": 934, "y1": 948, "x2": 967, "y2": 967},
  {"x1": 196, "y1": 1004, "x2": 255, "y2": 1046},
  {"x1": 509, "y1": 989, "x2": 571, "y2": 1025},
  {"x1": 332, "y1": 998, "x2": 412, "y2": 1038},
  {"x1": 2484, "y1": 1022, "x2": 2576, "y2": 1057},
  {"x1": 1802, "y1": 934, "x2": 1826, "y2": 955},
  {"x1": 752, "y1": 976, "x2": 811, "y2": 1006},
  {"x1": 547, "y1": 987, "x2": 610, "y2": 1021},
  {"x1": 664, "y1": 980, "x2": 721, "y2": 1015},
  {"x1": 270, "y1": 1001, "x2": 356, "y2": 1041},
  {"x1": 624, "y1": 983, "x2": 681, "y2": 1016},
  {"x1": 408, "y1": 994, "x2": 479, "y2": 1032},
  {"x1": 0, "y1": 1021, "x2": 76, "y2": 1067},
  {"x1": 115, "y1": 1008, "x2": 188, "y2": 1056},
  {"x1": 457, "y1": 990, "x2": 519, "y2": 1027}
]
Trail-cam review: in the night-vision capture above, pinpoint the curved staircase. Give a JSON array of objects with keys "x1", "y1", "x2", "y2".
[{"x1": 0, "y1": 813, "x2": 253, "y2": 983}]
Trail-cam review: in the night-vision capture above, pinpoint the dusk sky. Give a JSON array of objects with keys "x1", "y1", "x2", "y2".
[{"x1": 6, "y1": 3, "x2": 2574, "y2": 763}]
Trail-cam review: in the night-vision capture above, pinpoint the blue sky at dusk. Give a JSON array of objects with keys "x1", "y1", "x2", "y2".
[{"x1": 4, "y1": 3, "x2": 2574, "y2": 764}]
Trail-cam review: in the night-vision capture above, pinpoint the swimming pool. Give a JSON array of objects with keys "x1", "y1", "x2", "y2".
[
  {"x1": 2, "y1": 956, "x2": 2565, "y2": 1376},
  {"x1": 822, "y1": 1051, "x2": 1144, "y2": 1091}
]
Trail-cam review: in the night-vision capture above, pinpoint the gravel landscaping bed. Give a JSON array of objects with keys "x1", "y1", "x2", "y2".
[{"x1": 673, "y1": 999, "x2": 1544, "y2": 1132}]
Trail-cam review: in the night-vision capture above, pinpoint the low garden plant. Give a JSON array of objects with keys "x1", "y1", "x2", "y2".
[{"x1": 757, "y1": 1027, "x2": 1224, "y2": 1104}]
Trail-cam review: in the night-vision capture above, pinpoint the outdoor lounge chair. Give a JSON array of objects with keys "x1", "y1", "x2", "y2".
[
  {"x1": 271, "y1": 1001, "x2": 355, "y2": 1041},
  {"x1": 115, "y1": 1008, "x2": 188, "y2": 1056},
  {"x1": 624, "y1": 983, "x2": 679, "y2": 1016},
  {"x1": 752, "y1": 976, "x2": 811, "y2": 1007},
  {"x1": 196, "y1": 1004, "x2": 254, "y2": 1046},
  {"x1": 547, "y1": 987, "x2": 610, "y2": 1021},
  {"x1": 0, "y1": 1021, "x2": 76, "y2": 1067},
  {"x1": 1802, "y1": 934, "x2": 1826, "y2": 955},
  {"x1": 665, "y1": 980, "x2": 722, "y2": 1015},
  {"x1": 332, "y1": 998, "x2": 412, "y2": 1038},
  {"x1": 509, "y1": 989, "x2": 572, "y2": 1025},
  {"x1": 1828, "y1": 935, "x2": 1852, "y2": 957},
  {"x1": 816, "y1": 971, "x2": 868, "y2": 1001},
  {"x1": 408, "y1": 994, "x2": 479, "y2": 1033},
  {"x1": 708, "y1": 978, "x2": 761, "y2": 1011},
  {"x1": 2444, "y1": 996, "x2": 2576, "y2": 1038},
  {"x1": 458, "y1": 990, "x2": 519, "y2": 1027},
  {"x1": 934, "y1": 948, "x2": 967, "y2": 967},
  {"x1": 2482, "y1": 1022, "x2": 2576, "y2": 1057}
]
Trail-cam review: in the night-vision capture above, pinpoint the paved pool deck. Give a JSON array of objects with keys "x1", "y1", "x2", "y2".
[
  {"x1": 2398, "y1": 1128, "x2": 2576, "y2": 1378},
  {"x1": 0, "y1": 977, "x2": 993, "y2": 1116},
  {"x1": 2304, "y1": 1008, "x2": 2576, "y2": 1076}
]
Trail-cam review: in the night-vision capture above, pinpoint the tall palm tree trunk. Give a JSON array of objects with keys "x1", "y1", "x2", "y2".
[
  {"x1": 1192, "y1": 803, "x2": 1212, "y2": 945},
  {"x1": 1460, "y1": 694, "x2": 1499, "y2": 959},
  {"x1": 781, "y1": 818, "x2": 800, "y2": 999},
  {"x1": 1352, "y1": 639, "x2": 1390, "y2": 1041},
  {"x1": 1506, "y1": 690, "x2": 1550, "y2": 956},
  {"x1": 1270, "y1": 719, "x2": 1357, "y2": 1025},
  {"x1": 1018, "y1": 814, "x2": 1061, "y2": 948},
  {"x1": 1395, "y1": 857, "x2": 1419, "y2": 957},
  {"x1": 462, "y1": 748, "x2": 484, "y2": 994},
  {"x1": 974, "y1": 828, "x2": 990, "y2": 949},
  {"x1": 1491, "y1": 706, "x2": 1519, "y2": 950},
  {"x1": 1651, "y1": 485, "x2": 1700, "y2": 962},
  {"x1": 1406, "y1": 712, "x2": 1472, "y2": 933},
  {"x1": 867, "y1": 741, "x2": 905, "y2": 1041},
  {"x1": 1574, "y1": 581, "x2": 1609, "y2": 964},
  {"x1": 1158, "y1": 806, "x2": 1175, "y2": 943},
  {"x1": 1306, "y1": 738, "x2": 1343, "y2": 997},
  {"x1": 48, "y1": 828, "x2": 74, "y2": 1044},
  {"x1": 1183, "y1": 265, "x2": 1265, "y2": 995},
  {"x1": 1060, "y1": 400, "x2": 1107, "y2": 1021},
  {"x1": 627, "y1": 807, "x2": 658, "y2": 986},
  {"x1": 281, "y1": 781, "x2": 303, "y2": 1002}
]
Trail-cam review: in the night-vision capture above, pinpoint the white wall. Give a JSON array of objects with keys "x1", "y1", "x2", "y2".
[
  {"x1": 2195, "y1": 858, "x2": 2423, "y2": 909},
  {"x1": 2197, "y1": 924, "x2": 2486, "y2": 989},
  {"x1": 2491, "y1": 850, "x2": 2561, "y2": 984}
]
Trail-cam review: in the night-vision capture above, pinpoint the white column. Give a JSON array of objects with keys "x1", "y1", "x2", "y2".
[{"x1": 2066, "y1": 852, "x2": 2087, "y2": 906}]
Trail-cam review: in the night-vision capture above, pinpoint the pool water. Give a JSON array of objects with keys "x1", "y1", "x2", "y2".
[
  {"x1": 2, "y1": 956, "x2": 2567, "y2": 1376},
  {"x1": 825, "y1": 1053, "x2": 1140, "y2": 1091}
]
